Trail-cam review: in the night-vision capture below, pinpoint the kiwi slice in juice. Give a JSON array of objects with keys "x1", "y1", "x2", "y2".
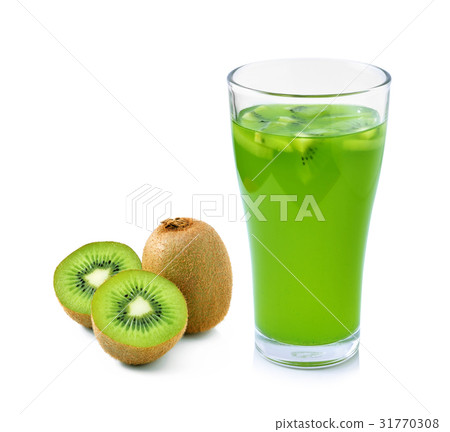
[
  {"x1": 54, "y1": 242, "x2": 141, "y2": 327},
  {"x1": 232, "y1": 121, "x2": 274, "y2": 159},
  {"x1": 91, "y1": 270, "x2": 188, "y2": 365},
  {"x1": 237, "y1": 105, "x2": 300, "y2": 153},
  {"x1": 234, "y1": 104, "x2": 381, "y2": 196},
  {"x1": 238, "y1": 104, "x2": 380, "y2": 140}
]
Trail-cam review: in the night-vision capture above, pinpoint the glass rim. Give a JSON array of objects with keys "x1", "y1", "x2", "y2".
[{"x1": 227, "y1": 57, "x2": 391, "y2": 99}]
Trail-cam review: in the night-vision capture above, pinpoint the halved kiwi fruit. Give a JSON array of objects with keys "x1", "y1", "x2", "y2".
[
  {"x1": 91, "y1": 270, "x2": 187, "y2": 365},
  {"x1": 54, "y1": 242, "x2": 141, "y2": 327}
]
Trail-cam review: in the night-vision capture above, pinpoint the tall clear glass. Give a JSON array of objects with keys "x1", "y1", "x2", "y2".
[{"x1": 228, "y1": 59, "x2": 390, "y2": 368}]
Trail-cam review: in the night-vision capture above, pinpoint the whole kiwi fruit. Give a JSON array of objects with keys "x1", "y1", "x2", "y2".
[{"x1": 142, "y1": 217, "x2": 232, "y2": 333}]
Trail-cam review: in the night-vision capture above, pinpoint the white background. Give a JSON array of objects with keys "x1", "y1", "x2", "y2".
[{"x1": 1, "y1": 0, "x2": 449, "y2": 431}]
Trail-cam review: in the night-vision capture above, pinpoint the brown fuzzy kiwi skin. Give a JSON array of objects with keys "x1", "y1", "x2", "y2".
[
  {"x1": 60, "y1": 303, "x2": 92, "y2": 328},
  {"x1": 92, "y1": 320, "x2": 187, "y2": 365},
  {"x1": 142, "y1": 217, "x2": 232, "y2": 334}
]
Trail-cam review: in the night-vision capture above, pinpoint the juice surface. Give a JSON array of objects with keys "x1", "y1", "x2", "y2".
[{"x1": 232, "y1": 104, "x2": 386, "y2": 345}]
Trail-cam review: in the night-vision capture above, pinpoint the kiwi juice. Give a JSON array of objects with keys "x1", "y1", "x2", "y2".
[{"x1": 232, "y1": 104, "x2": 386, "y2": 345}]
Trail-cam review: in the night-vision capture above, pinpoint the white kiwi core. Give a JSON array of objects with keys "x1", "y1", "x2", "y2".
[
  {"x1": 84, "y1": 268, "x2": 111, "y2": 288},
  {"x1": 127, "y1": 296, "x2": 154, "y2": 317}
]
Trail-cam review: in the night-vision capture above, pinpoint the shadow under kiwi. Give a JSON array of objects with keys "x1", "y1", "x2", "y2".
[
  {"x1": 117, "y1": 328, "x2": 219, "y2": 372},
  {"x1": 181, "y1": 327, "x2": 219, "y2": 342},
  {"x1": 118, "y1": 354, "x2": 172, "y2": 372},
  {"x1": 80, "y1": 326, "x2": 94, "y2": 335}
]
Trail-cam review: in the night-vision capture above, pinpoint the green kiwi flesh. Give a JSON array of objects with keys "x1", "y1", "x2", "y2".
[
  {"x1": 91, "y1": 270, "x2": 188, "y2": 364},
  {"x1": 54, "y1": 242, "x2": 141, "y2": 327}
]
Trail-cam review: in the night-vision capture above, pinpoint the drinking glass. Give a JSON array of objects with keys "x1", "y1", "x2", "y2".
[{"x1": 228, "y1": 58, "x2": 390, "y2": 368}]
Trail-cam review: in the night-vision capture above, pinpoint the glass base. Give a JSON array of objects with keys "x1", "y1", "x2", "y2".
[{"x1": 255, "y1": 328, "x2": 360, "y2": 369}]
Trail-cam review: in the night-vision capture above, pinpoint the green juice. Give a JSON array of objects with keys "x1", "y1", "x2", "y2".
[{"x1": 232, "y1": 104, "x2": 386, "y2": 346}]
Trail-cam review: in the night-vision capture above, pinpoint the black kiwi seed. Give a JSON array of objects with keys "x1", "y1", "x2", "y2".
[{"x1": 290, "y1": 106, "x2": 305, "y2": 113}]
